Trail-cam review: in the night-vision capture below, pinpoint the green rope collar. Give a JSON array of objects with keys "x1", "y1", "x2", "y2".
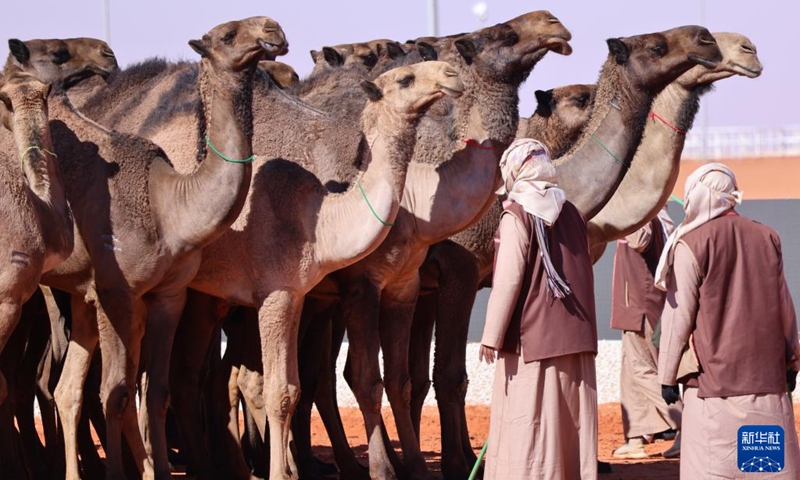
[
  {"x1": 205, "y1": 135, "x2": 255, "y2": 163},
  {"x1": 589, "y1": 134, "x2": 628, "y2": 169},
  {"x1": 19, "y1": 145, "x2": 57, "y2": 173},
  {"x1": 669, "y1": 194, "x2": 685, "y2": 206},
  {"x1": 356, "y1": 179, "x2": 394, "y2": 227}
]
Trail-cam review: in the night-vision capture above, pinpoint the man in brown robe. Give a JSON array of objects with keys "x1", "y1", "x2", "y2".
[
  {"x1": 610, "y1": 207, "x2": 682, "y2": 459},
  {"x1": 480, "y1": 139, "x2": 597, "y2": 480},
  {"x1": 656, "y1": 163, "x2": 800, "y2": 478}
]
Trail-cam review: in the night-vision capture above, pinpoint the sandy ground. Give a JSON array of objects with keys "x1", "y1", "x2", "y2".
[{"x1": 38, "y1": 402, "x2": 800, "y2": 479}]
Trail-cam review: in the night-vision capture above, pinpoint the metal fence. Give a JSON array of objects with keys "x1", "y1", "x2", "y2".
[{"x1": 682, "y1": 125, "x2": 800, "y2": 160}]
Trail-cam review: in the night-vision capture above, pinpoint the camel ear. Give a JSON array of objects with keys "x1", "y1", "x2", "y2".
[
  {"x1": 310, "y1": 50, "x2": 320, "y2": 63},
  {"x1": 8, "y1": 39, "x2": 30, "y2": 64},
  {"x1": 417, "y1": 42, "x2": 438, "y2": 62},
  {"x1": 455, "y1": 39, "x2": 477, "y2": 65},
  {"x1": 188, "y1": 39, "x2": 210, "y2": 58},
  {"x1": 385, "y1": 42, "x2": 406, "y2": 60},
  {"x1": 606, "y1": 38, "x2": 629, "y2": 64},
  {"x1": 322, "y1": 47, "x2": 344, "y2": 67},
  {"x1": 360, "y1": 80, "x2": 383, "y2": 102},
  {"x1": 534, "y1": 89, "x2": 554, "y2": 117}
]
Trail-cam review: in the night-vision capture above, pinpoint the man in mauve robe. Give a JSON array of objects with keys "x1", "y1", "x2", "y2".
[
  {"x1": 656, "y1": 163, "x2": 800, "y2": 479},
  {"x1": 480, "y1": 139, "x2": 597, "y2": 480},
  {"x1": 610, "y1": 206, "x2": 682, "y2": 459}
]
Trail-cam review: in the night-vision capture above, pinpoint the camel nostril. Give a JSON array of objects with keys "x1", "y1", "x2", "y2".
[{"x1": 741, "y1": 44, "x2": 756, "y2": 54}]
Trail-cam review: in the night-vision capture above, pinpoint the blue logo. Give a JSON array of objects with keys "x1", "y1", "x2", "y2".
[{"x1": 738, "y1": 425, "x2": 785, "y2": 473}]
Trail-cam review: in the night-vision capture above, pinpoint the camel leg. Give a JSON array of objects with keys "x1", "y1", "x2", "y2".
[
  {"x1": 94, "y1": 290, "x2": 153, "y2": 480},
  {"x1": 170, "y1": 289, "x2": 228, "y2": 480},
  {"x1": 15, "y1": 290, "x2": 51, "y2": 480},
  {"x1": 408, "y1": 292, "x2": 435, "y2": 441},
  {"x1": 257, "y1": 289, "x2": 303, "y2": 480},
  {"x1": 380, "y1": 277, "x2": 433, "y2": 480},
  {"x1": 53, "y1": 296, "x2": 99, "y2": 480},
  {"x1": 314, "y1": 306, "x2": 369, "y2": 480},
  {"x1": 241, "y1": 398, "x2": 269, "y2": 478},
  {"x1": 140, "y1": 288, "x2": 187, "y2": 480},
  {"x1": 430, "y1": 245, "x2": 480, "y2": 480},
  {"x1": 238, "y1": 362, "x2": 270, "y2": 474},
  {"x1": 0, "y1": 298, "x2": 26, "y2": 408},
  {"x1": 342, "y1": 277, "x2": 404, "y2": 480}
]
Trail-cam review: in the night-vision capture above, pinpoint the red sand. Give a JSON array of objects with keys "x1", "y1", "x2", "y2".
[
  {"x1": 48, "y1": 402, "x2": 800, "y2": 478},
  {"x1": 676, "y1": 157, "x2": 800, "y2": 200}
]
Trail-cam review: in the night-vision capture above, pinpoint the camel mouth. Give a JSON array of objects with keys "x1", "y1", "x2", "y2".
[
  {"x1": 541, "y1": 35, "x2": 573, "y2": 56},
  {"x1": 439, "y1": 85, "x2": 464, "y2": 98},
  {"x1": 258, "y1": 38, "x2": 289, "y2": 57},
  {"x1": 729, "y1": 61, "x2": 762, "y2": 78},
  {"x1": 689, "y1": 54, "x2": 718, "y2": 69}
]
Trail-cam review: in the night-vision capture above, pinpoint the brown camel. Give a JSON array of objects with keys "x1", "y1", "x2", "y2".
[
  {"x1": 258, "y1": 60, "x2": 299, "y2": 89},
  {"x1": 309, "y1": 39, "x2": 405, "y2": 77},
  {"x1": 4, "y1": 37, "x2": 118, "y2": 90},
  {"x1": 29, "y1": 17, "x2": 286, "y2": 480},
  {"x1": 0, "y1": 68, "x2": 73, "y2": 408},
  {"x1": 0, "y1": 69, "x2": 72, "y2": 480},
  {"x1": 587, "y1": 32, "x2": 763, "y2": 253}
]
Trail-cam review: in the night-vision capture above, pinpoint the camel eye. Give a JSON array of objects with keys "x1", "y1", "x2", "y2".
[
  {"x1": 51, "y1": 49, "x2": 70, "y2": 65},
  {"x1": 574, "y1": 94, "x2": 589, "y2": 108},
  {"x1": 221, "y1": 31, "x2": 237, "y2": 45},
  {"x1": 398, "y1": 74, "x2": 415, "y2": 88},
  {"x1": 650, "y1": 43, "x2": 666, "y2": 57}
]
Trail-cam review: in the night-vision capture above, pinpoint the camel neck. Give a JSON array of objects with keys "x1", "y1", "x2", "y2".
[
  {"x1": 360, "y1": 102, "x2": 416, "y2": 195},
  {"x1": 554, "y1": 62, "x2": 654, "y2": 219},
  {"x1": 523, "y1": 114, "x2": 583, "y2": 159},
  {"x1": 586, "y1": 82, "x2": 709, "y2": 246},
  {"x1": 148, "y1": 62, "x2": 255, "y2": 254}
]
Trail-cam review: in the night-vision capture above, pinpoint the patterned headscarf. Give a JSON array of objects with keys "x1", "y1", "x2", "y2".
[
  {"x1": 496, "y1": 138, "x2": 566, "y2": 226},
  {"x1": 497, "y1": 138, "x2": 571, "y2": 298},
  {"x1": 654, "y1": 163, "x2": 743, "y2": 290}
]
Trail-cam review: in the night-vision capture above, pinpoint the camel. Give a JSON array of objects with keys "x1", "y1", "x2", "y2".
[
  {"x1": 309, "y1": 39, "x2": 405, "y2": 77},
  {"x1": 24, "y1": 17, "x2": 287, "y2": 480},
  {"x1": 259, "y1": 60, "x2": 299, "y2": 89},
  {"x1": 4, "y1": 37, "x2": 118, "y2": 90},
  {"x1": 0, "y1": 68, "x2": 73, "y2": 407},
  {"x1": 0, "y1": 69, "x2": 72, "y2": 480},
  {"x1": 587, "y1": 32, "x2": 763, "y2": 253}
]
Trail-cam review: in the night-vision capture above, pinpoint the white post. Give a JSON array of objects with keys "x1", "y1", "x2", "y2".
[
  {"x1": 427, "y1": 0, "x2": 438, "y2": 37},
  {"x1": 102, "y1": 0, "x2": 111, "y2": 44}
]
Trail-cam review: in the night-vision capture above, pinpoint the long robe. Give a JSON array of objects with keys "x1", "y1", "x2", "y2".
[{"x1": 481, "y1": 211, "x2": 597, "y2": 480}]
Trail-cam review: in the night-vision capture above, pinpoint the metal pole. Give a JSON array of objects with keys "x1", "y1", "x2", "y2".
[
  {"x1": 700, "y1": 0, "x2": 708, "y2": 160},
  {"x1": 102, "y1": 0, "x2": 111, "y2": 44},
  {"x1": 427, "y1": 0, "x2": 439, "y2": 37}
]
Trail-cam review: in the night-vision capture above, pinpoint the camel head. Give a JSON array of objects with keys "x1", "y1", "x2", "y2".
[
  {"x1": 607, "y1": 25, "x2": 722, "y2": 94},
  {"x1": 453, "y1": 11, "x2": 571, "y2": 85},
  {"x1": 535, "y1": 84, "x2": 596, "y2": 131},
  {"x1": 360, "y1": 61, "x2": 464, "y2": 114},
  {"x1": 676, "y1": 32, "x2": 763, "y2": 87},
  {"x1": 310, "y1": 42, "x2": 379, "y2": 74},
  {"x1": 257, "y1": 60, "x2": 299, "y2": 89},
  {"x1": 0, "y1": 69, "x2": 53, "y2": 166},
  {"x1": 188, "y1": 16, "x2": 288, "y2": 72},
  {"x1": 5, "y1": 37, "x2": 119, "y2": 90}
]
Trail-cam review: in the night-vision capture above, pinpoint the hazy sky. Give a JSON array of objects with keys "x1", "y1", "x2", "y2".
[{"x1": 2, "y1": 0, "x2": 796, "y2": 128}]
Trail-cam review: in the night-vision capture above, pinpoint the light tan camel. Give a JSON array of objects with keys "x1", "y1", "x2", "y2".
[
  {"x1": 587, "y1": 32, "x2": 763, "y2": 251},
  {"x1": 0, "y1": 69, "x2": 73, "y2": 412},
  {"x1": 258, "y1": 60, "x2": 299, "y2": 88},
  {"x1": 33, "y1": 17, "x2": 286, "y2": 480},
  {"x1": 309, "y1": 39, "x2": 405, "y2": 77}
]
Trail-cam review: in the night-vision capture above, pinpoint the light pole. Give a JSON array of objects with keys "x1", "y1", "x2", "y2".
[
  {"x1": 700, "y1": 0, "x2": 709, "y2": 160},
  {"x1": 427, "y1": 0, "x2": 439, "y2": 37},
  {"x1": 102, "y1": 0, "x2": 111, "y2": 44}
]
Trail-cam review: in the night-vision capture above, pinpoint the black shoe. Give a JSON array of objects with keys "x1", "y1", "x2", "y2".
[
  {"x1": 598, "y1": 460, "x2": 613, "y2": 474},
  {"x1": 653, "y1": 429, "x2": 678, "y2": 442}
]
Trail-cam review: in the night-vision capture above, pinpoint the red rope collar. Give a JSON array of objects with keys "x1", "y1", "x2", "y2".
[
  {"x1": 463, "y1": 138, "x2": 498, "y2": 150},
  {"x1": 649, "y1": 111, "x2": 686, "y2": 135}
]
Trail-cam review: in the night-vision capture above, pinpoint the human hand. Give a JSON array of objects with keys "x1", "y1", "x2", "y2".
[
  {"x1": 788, "y1": 369, "x2": 798, "y2": 392},
  {"x1": 479, "y1": 345, "x2": 498, "y2": 365},
  {"x1": 661, "y1": 385, "x2": 681, "y2": 405}
]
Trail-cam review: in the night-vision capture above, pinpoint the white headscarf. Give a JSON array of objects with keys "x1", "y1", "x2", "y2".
[
  {"x1": 654, "y1": 163, "x2": 743, "y2": 290},
  {"x1": 496, "y1": 138, "x2": 566, "y2": 226}
]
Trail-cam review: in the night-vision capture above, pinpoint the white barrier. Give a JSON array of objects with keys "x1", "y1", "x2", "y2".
[{"x1": 683, "y1": 125, "x2": 800, "y2": 160}]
